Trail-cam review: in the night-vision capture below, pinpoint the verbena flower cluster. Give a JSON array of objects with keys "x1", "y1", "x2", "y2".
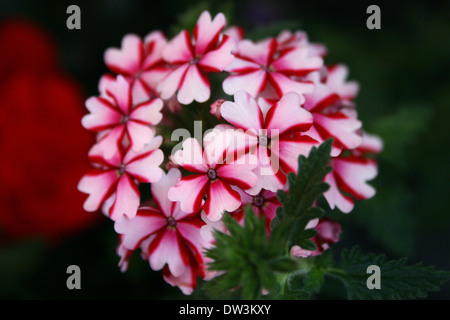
[{"x1": 78, "y1": 11, "x2": 382, "y2": 294}]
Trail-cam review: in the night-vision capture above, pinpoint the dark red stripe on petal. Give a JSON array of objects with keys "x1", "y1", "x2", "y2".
[{"x1": 310, "y1": 94, "x2": 340, "y2": 113}]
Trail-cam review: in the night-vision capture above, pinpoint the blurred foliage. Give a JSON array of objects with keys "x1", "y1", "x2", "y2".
[{"x1": 0, "y1": 0, "x2": 449, "y2": 299}]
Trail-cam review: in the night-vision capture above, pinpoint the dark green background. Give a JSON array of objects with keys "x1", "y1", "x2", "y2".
[{"x1": 0, "y1": 0, "x2": 449, "y2": 299}]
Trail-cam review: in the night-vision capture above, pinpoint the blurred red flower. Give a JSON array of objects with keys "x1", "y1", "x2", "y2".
[{"x1": 0, "y1": 20, "x2": 98, "y2": 241}]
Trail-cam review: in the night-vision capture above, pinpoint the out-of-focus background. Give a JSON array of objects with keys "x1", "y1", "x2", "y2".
[{"x1": 0, "y1": 0, "x2": 448, "y2": 299}]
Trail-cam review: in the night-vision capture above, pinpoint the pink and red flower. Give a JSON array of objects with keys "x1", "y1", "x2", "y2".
[
  {"x1": 222, "y1": 35, "x2": 323, "y2": 99},
  {"x1": 114, "y1": 168, "x2": 211, "y2": 294},
  {"x1": 103, "y1": 31, "x2": 169, "y2": 103},
  {"x1": 78, "y1": 136, "x2": 164, "y2": 220},
  {"x1": 82, "y1": 75, "x2": 163, "y2": 159},
  {"x1": 168, "y1": 132, "x2": 258, "y2": 221},
  {"x1": 323, "y1": 132, "x2": 382, "y2": 213},
  {"x1": 302, "y1": 71, "x2": 363, "y2": 157},
  {"x1": 157, "y1": 11, "x2": 235, "y2": 104},
  {"x1": 291, "y1": 217, "x2": 342, "y2": 257},
  {"x1": 220, "y1": 90, "x2": 316, "y2": 194}
]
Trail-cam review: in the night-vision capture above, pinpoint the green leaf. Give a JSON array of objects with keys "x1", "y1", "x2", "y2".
[
  {"x1": 325, "y1": 246, "x2": 450, "y2": 300},
  {"x1": 204, "y1": 206, "x2": 297, "y2": 299},
  {"x1": 271, "y1": 139, "x2": 332, "y2": 252}
]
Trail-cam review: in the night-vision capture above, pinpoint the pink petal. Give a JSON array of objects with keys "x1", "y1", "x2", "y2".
[
  {"x1": 323, "y1": 172, "x2": 354, "y2": 213},
  {"x1": 126, "y1": 122, "x2": 156, "y2": 153},
  {"x1": 142, "y1": 30, "x2": 167, "y2": 69},
  {"x1": 148, "y1": 228, "x2": 189, "y2": 277},
  {"x1": 203, "y1": 179, "x2": 241, "y2": 221},
  {"x1": 177, "y1": 65, "x2": 210, "y2": 104},
  {"x1": 275, "y1": 136, "x2": 319, "y2": 174},
  {"x1": 271, "y1": 47, "x2": 323, "y2": 76},
  {"x1": 303, "y1": 125, "x2": 342, "y2": 157},
  {"x1": 104, "y1": 34, "x2": 143, "y2": 76},
  {"x1": 333, "y1": 157, "x2": 377, "y2": 200},
  {"x1": 172, "y1": 137, "x2": 208, "y2": 173},
  {"x1": 198, "y1": 35, "x2": 234, "y2": 72},
  {"x1": 193, "y1": 11, "x2": 226, "y2": 56},
  {"x1": 224, "y1": 26, "x2": 245, "y2": 46},
  {"x1": 129, "y1": 98, "x2": 163, "y2": 126},
  {"x1": 82, "y1": 97, "x2": 121, "y2": 131},
  {"x1": 177, "y1": 220, "x2": 210, "y2": 258},
  {"x1": 109, "y1": 174, "x2": 141, "y2": 220},
  {"x1": 78, "y1": 170, "x2": 118, "y2": 212},
  {"x1": 87, "y1": 138, "x2": 123, "y2": 168},
  {"x1": 216, "y1": 154, "x2": 258, "y2": 190},
  {"x1": 303, "y1": 74, "x2": 339, "y2": 113},
  {"x1": 162, "y1": 30, "x2": 193, "y2": 64},
  {"x1": 356, "y1": 132, "x2": 383, "y2": 154},
  {"x1": 98, "y1": 73, "x2": 116, "y2": 97},
  {"x1": 130, "y1": 78, "x2": 152, "y2": 104},
  {"x1": 114, "y1": 208, "x2": 167, "y2": 250},
  {"x1": 222, "y1": 69, "x2": 267, "y2": 97},
  {"x1": 125, "y1": 148, "x2": 164, "y2": 183},
  {"x1": 203, "y1": 129, "x2": 234, "y2": 167},
  {"x1": 224, "y1": 57, "x2": 260, "y2": 73},
  {"x1": 246, "y1": 146, "x2": 287, "y2": 194},
  {"x1": 326, "y1": 64, "x2": 359, "y2": 101},
  {"x1": 220, "y1": 90, "x2": 264, "y2": 131},
  {"x1": 264, "y1": 92, "x2": 312, "y2": 135},
  {"x1": 162, "y1": 257, "x2": 199, "y2": 295},
  {"x1": 313, "y1": 113, "x2": 363, "y2": 150},
  {"x1": 105, "y1": 75, "x2": 132, "y2": 114},
  {"x1": 315, "y1": 218, "x2": 342, "y2": 243},
  {"x1": 93, "y1": 125, "x2": 126, "y2": 160},
  {"x1": 157, "y1": 63, "x2": 189, "y2": 100},
  {"x1": 151, "y1": 168, "x2": 182, "y2": 217},
  {"x1": 168, "y1": 174, "x2": 209, "y2": 214},
  {"x1": 268, "y1": 72, "x2": 315, "y2": 97},
  {"x1": 140, "y1": 67, "x2": 171, "y2": 94},
  {"x1": 236, "y1": 38, "x2": 277, "y2": 67}
]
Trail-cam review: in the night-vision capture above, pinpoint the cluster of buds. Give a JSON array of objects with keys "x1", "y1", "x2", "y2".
[{"x1": 78, "y1": 11, "x2": 382, "y2": 294}]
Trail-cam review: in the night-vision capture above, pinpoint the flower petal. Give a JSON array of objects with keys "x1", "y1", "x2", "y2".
[
  {"x1": 125, "y1": 148, "x2": 164, "y2": 183},
  {"x1": 203, "y1": 180, "x2": 241, "y2": 221},
  {"x1": 275, "y1": 135, "x2": 319, "y2": 174},
  {"x1": 105, "y1": 75, "x2": 132, "y2": 115},
  {"x1": 333, "y1": 157, "x2": 377, "y2": 200},
  {"x1": 157, "y1": 63, "x2": 189, "y2": 101},
  {"x1": 162, "y1": 30, "x2": 193, "y2": 64},
  {"x1": 220, "y1": 90, "x2": 264, "y2": 131},
  {"x1": 151, "y1": 168, "x2": 182, "y2": 217},
  {"x1": 198, "y1": 35, "x2": 234, "y2": 72},
  {"x1": 271, "y1": 47, "x2": 323, "y2": 76},
  {"x1": 78, "y1": 170, "x2": 118, "y2": 212},
  {"x1": 126, "y1": 122, "x2": 156, "y2": 154},
  {"x1": 162, "y1": 256, "x2": 199, "y2": 295},
  {"x1": 177, "y1": 65, "x2": 210, "y2": 104},
  {"x1": 114, "y1": 207, "x2": 167, "y2": 250},
  {"x1": 129, "y1": 98, "x2": 163, "y2": 125},
  {"x1": 222, "y1": 69, "x2": 267, "y2": 97},
  {"x1": 268, "y1": 72, "x2": 314, "y2": 97},
  {"x1": 216, "y1": 154, "x2": 258, "y2": 190},
  {"x1": 193, "y1": 11, "x2": 226, "y2": 56},
  {"x1": 264, "y1": 92, "x2": 312, "y2": 135},
  {"x1": 168, "y1": 174, "x2": 209, "y2": 214},
  {"x1": 82, "y1": 97, "x2": 121, "y2": 132},
  {"x1": 148, "y1": 228, "x2": 189, "y2": 277},
  {"x1": 93, "y1": 125, "x2": 126, "y2": 160},
  {"x1": 104, "y1": 34, "x2": 143, "y2": 76},
  {"x1": 109, "y1": 174, "x2": 140, "y2": 220},
  {"x1": 236, "y1": 38, "x2": 277, "y2": 67},
  {"x1": 323, "y1": 172, "x2": 354, "y2": 213},
  {"x1": 172, "y1": 137, "x2": 208, "y2": 173},
  {"x1": 313, "y1": 113, "x2": 363, "y2": 150}
]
